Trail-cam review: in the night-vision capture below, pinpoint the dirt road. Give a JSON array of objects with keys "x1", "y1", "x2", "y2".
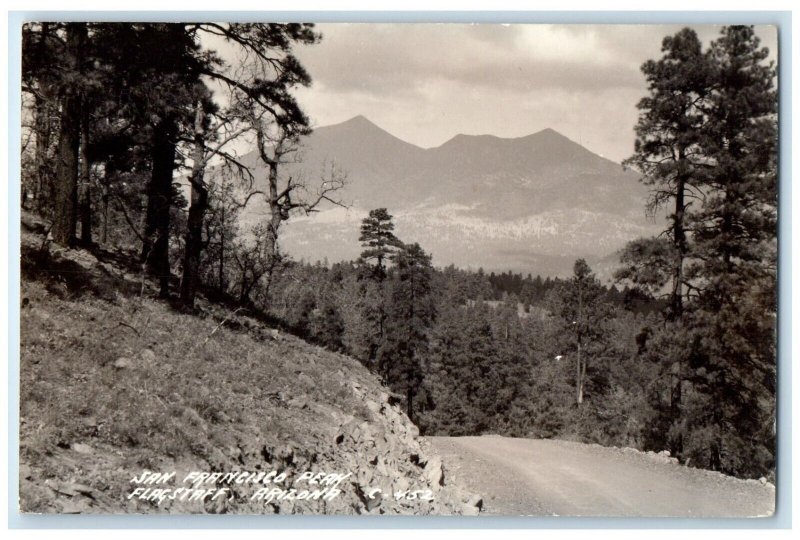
[{"x1": 426, "y1": 436, "x2": 775, "y2": 517}]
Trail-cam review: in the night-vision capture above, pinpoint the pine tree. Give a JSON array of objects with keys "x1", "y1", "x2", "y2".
[
  {"x1": 548, "y1": 259, "x2": 614, "y2": 406},
  {"x1": 685, "y1": 26, "x2": 777, "y2": 476},
  {"x1": 379, "y1": 242, "x2": 436, "y2": 424},
  {"x1": 621, "y1": 27, "x2": 713, "y2": 321},
  {"x1": 353, "y1": 208, "x2": 402, "y2": 369},
  {"x1": 50, "y1": 23, "x2": 87, "y2": 246},
  {"x1": 358, "y1": 208, "x2": 402, "y2": 279},
  {"x1": 615, "y1": 25, "x2": 777, "y2": 477}
]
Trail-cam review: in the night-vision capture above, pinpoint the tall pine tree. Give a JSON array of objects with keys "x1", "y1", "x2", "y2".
[{"x1": 685, "y1": 26, "x2": 778, "y2": 476}]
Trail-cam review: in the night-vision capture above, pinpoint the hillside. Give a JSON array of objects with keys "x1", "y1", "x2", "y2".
[
  {"x1": 236, "y1": 116, "x2": 661, "y2": 277},
  {"x1": 18, "y1": 215, "x2": 481, "y2": 515}
]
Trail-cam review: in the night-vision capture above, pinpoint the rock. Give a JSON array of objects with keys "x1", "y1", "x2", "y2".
[
  {"x1": 60, "y1": 499, "x2": 93, "y2": 513},
  {"x1": 462, "y1": 494, "x2": 483, "y2": 516},
  {"x1": 275, "y1": 444, "x2": 295, "y2": 464},
  {"x1": 32, "y1": 308, "x2": 51, "y2": 321},
  {"x1": 213, "y1": 410, "x2": 232, "y2": 423},
  {"x1": 410, "y1": 453, "x2": 427, "y2": 468},
  {"x1": 263, "y1": 328, "x2": 280, "y2": 341},
  {"x1": 139, "y1": 349, "x2": 156, "y2": 364},
  {"x1": 760, "y1": 477, "x2": 767, "y2": 485},
  {"x1": 364, "y1": 489, "x2": 382, "y2": 512},
  {"x1": 20, "y1": 463, "x2": 33, "y2": 481},
  {"x1": 660, "y1": 450, "x2": 671, "y2": 457},
  {"x1": 71, "y1": 442, "x2": 94, "y2": 455},
  {"x1": 288, "y1": 397, "x2": 308, "y2": 409},
  {"x1": 423, "y1": 456, "x2": 445, "y2": 489},
  {"x1": 112, "y1": 357, "x2": 132, "y2": 369},
  {"x1": 45, "y1": 480, "x2": 97, "y2": 498},
  {"x1": 337, "y1": 419, "x2": 359, "y2": 443},
  {"x1": 392, "y1": 477, "x2": 410, "y2": 493}
]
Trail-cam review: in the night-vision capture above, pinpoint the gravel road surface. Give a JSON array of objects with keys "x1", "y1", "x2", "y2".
[{"x1": 426, "y1": 435, "x2": 775, "y2": 517}]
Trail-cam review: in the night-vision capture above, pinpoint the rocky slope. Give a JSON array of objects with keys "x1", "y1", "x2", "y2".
[{"x1": 18, "y1": 216, "x2": 480, "y2": 515}]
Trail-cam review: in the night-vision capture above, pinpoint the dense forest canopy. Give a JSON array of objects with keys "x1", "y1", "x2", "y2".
[{"x1": 20, "y1": 23, "x2": 777, "y2": 479}]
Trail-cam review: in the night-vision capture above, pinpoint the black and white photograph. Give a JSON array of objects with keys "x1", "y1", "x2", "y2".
[{"x1": 15, "y1": 18, "x2": 780, "y2": 518}]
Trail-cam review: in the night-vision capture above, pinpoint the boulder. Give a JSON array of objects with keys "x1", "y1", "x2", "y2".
[
  {"x1": 462, "y1": 494, "x2": 483, "y2": 516},
  {"x1": 71, "y1": 442, "x2": 94, "y2": 455},
  {"x1": 139, "y1": 349, "x2": 156, "y2": 365},
  {"x1": 112, "y1": 357, "x2": 132, "y2": 369},
  {"x1": 423, "y1": 456, "x2": 445, "y2": 490}
]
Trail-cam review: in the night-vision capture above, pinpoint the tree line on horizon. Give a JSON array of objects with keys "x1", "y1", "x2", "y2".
[{"x1": 20, "y1": 24, "x2": 777, "y2": 479}]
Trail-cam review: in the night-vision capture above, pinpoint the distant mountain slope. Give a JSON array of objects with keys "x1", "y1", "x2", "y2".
[{"x1": 238, "y1": 116, "x2": 661, "y2": 278}]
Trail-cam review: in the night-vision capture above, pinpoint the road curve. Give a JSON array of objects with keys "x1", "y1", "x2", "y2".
[{"x1": 425, "y1": 436, "x2": 775, "y2": 517}]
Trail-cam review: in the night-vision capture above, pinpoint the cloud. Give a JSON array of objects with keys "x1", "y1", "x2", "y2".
[
  {"x1": 295, "y1": 24, "x2": 649, "y2": 96},
  {"x1": 209, "y1": 23, "x2": 779, "y2": 163}
]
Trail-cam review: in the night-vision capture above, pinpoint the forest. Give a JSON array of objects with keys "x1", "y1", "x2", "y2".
[{"x1": 20, "y1": 23, "x2": 777, "y2": 479}]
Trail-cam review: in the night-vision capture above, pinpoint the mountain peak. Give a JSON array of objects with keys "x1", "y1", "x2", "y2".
[
  {"x1": 525, "y1": 127, "x2": 576, "y2": 144},
  {"x1": 341, "y1": 114, "x2": 374, "y2": 125},
  {"x1": 315, "y1": 115, "x2": 424, "y2": 152},
  {"x1": 535, "y1": 127, "x2": 559, "y2": 137},
  {"x1": 320, "y1": 115, "x2": 398, "y2": 139},
  {"x1": 332, "y1": 114, "x2": 385, "y2": 132}
]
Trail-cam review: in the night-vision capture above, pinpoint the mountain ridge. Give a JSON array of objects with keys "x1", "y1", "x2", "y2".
[
  {"x1": 236, "y1": 115, "x2": 660, "y2": 278},
  {"x1": 313, "y1": 116, "x2": 617, "y2": 161}
]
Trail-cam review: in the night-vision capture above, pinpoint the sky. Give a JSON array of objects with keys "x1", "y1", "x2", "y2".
[{"x1": 275, "y1": 24, "x2": 779, "y2": 163}]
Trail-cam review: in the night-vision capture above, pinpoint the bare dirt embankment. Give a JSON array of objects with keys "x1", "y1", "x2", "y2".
[{"x1": 427, "y1": 436, "x2": 775, "y2": 517}]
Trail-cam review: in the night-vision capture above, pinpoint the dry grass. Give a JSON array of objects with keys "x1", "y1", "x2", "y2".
[{"x1": 19, "y1": 228, "x2": 383, "y2": 513}]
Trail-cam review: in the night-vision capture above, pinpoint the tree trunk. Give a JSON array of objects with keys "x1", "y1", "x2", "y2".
[
  {"x1": 406, "y1": 375, "x2": 414, "y2": 424},
  {"x1": 51, "y1": 23, "x2": 85, "y2": 246},
  {"x1": 579, "y1": 349, "x2": 586, "y2": 405},
  {"x1": 101, "y1": 161, "x2": 114, "y2": 244},
  {"x1": 34, "y1": 93, "x2": 52, "y2": 211},
  {"x1": 576, "y1": 338, "x2": 584, "y2": 405},
  {"x1": 142, "y1": 119, "x2": 177, "y2": 298},
  {"x1": 218, "y1": 204, "x2": 225, "y2": 291},
  {"x1": 266, "y1": 159, "x2": 282, "y2": 265},
  {"x1": 33, "y1": 23, "x2": 53, "y2": 212},
  {"x1": 252, "y1": 158, "x2": 283, "y2": 307},
  {"x1": 179, "y1": 100, "x2": 208, "y2": 308},
  {"x1": 671, "y1": 361, "x2": 684, "y2": 456},
  {"x1": 669, "y1": 155, "x2": 689, "y2": 454},
  {"x1": 79, "y1": 110, "x2": 92, "y2": 245},
  {"x1": 576, "y1": 279, "x2": 584, "y2": 405},
  {"x1": 671, "y1": 173, "x2": 686, "y2": 320}
]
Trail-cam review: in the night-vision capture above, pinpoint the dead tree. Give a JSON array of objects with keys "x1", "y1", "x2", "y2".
[{"x1": 233, "y1": 109, "x2": 347, "y2": 305}]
